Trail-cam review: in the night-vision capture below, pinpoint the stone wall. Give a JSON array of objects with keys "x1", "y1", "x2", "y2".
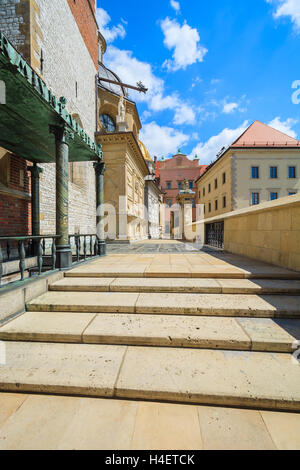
[
  {"x1": 224, "y1": 195, "x2": 300, "y2": 272},
  {"x1": 0, "y1": 0, "x2": 98, "y2": 236}
]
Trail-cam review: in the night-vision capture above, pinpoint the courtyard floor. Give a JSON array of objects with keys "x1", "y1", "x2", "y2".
[{"x1": 0, "y1": 242, "x2": 300, "y2": 450}]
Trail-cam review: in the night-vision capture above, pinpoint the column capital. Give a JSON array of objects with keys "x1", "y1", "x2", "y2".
[
  {"x1": 94, "y1": 160, "x2": 106, "y2": 176},
  {"x1": 49, "y1": 124, "x2": 74, "y2": 143},
  {"x1": 27, "y1": 163, "x2": 43, "y2": 179}
]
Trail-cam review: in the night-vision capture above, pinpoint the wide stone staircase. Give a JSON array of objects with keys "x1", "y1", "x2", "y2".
[{"x1": 1, "y1": 258, "x2": 300, "y2": 411}]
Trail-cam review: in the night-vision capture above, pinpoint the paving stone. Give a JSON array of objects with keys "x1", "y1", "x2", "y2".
[
  {"x1": 236, "y1": 318, "x2": 300, "y2": 352},
  {"x1": 50, "y1": 278, "x2": 114, "y2": 292},
  {"x1": 0, "y1": 311, "x2": 96, "y2": 343},
  {"x1": 0, "y1": 393, "x2": 27, "y2": 429},
  {"x1": 135, "y1": 293, "x2": 300, "y2": 318},
  {"x1": 0, "y1": 342, "x2": 126, "y2": 397},
  {"x1": 110, "y1": 278, "x2": 222, "y2": 293},
  {"x1": 116, "y1": 346, "x2": 300, "y2": 410},
  {"x1": 261, "y1": 411, "x2": 300, "y2": 450},
  {"x1": 26, "y1": 292, "x2": 139, "y2": 313},
  {"x1": 198, "y1": 406, "x2": 276, "y2": 450},
  {"x1": 131, "y1": 402, "x2": 203, "y2": 450},
  {"x1": 83, "y1": 314, "x2": 250, "y2": 350},
  {"x1": 218, "y1": 279, "x2": 300, "y2": 294}
]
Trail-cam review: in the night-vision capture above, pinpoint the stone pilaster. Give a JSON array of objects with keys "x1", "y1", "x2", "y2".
[{"x1": 28, "y1": 163, "x2": 43, "y2": 236}]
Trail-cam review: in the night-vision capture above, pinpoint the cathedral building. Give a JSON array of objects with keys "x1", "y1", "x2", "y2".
[{"x1": 96, "y1": 32, "x2": 161, "y2": 241}]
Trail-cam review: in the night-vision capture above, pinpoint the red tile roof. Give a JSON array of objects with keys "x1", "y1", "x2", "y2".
[{"x1": 232, "y1": 120, "x2": 300, "y2": 148}]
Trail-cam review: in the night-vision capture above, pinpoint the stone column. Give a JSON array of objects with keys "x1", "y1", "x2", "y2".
[
  {"x1": 94, "y1": 160, "x2": 106, "y2": 256},
  {"x1": 28, "y1": 163, "x2": 43, "y2": 236},
  {"x1": 50, "y1": 125, "x2": 73, "y2": 269},
  {"x1": 28, "y1": 163, "x2": 43, "y2": 256}
]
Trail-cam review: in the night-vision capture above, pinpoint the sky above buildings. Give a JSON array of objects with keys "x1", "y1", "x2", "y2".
[{"x1": 96, "y1": 0, "x2": 300, "y2": 163}]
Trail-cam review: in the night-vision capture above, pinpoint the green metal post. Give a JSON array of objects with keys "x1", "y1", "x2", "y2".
[
  {"x1": 94, "y1": 161, "x2": 106, "y2": 256},
  {"x1": 50, "y1": 125, "x2": 73, "y2": 269},
  {"x1": 28, "y1": 163, "x2": 43, "y2": 255}
]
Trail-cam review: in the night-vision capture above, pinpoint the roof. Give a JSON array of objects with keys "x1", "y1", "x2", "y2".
[
  {"x1": 139, "y1": 140, "x2": 152, "y2": 162},
  {"x1": 195, "y1": 120, "x2": 300, "y2": 184},
  {"x1": 98, "y1": 63, "x2": 126, "y2": 96},
  {"x1": 232, "y1": 120, "x2": 300, "y2": 148},
  {"x1": 0, "y1": 32, "x2": 102, "y2": 163}
]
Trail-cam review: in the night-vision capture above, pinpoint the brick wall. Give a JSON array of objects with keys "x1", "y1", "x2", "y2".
[
  {"x1": 67, "y1": 0, "x2": 99, "y2": 68},
  {"x1": 0, "y1": 154, "x2": 31, "y2": 236}
]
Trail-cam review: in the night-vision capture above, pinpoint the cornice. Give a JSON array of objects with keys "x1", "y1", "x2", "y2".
[{"x1": 95, "y1": 131, "x2": 149, "y2": 176}]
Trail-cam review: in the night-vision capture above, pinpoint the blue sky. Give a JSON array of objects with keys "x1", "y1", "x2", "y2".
[{"x1": 96, "y1": 0, "x2": 300, "y2": 163}]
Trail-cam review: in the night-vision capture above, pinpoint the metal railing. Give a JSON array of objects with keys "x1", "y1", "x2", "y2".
[
  {"x1": 0, "y1": 234, "x2": 101, "y2": 288},
  {"x1": 205, "y1": 222, "x2": 224, "y2": 249},
  {"x1": 0, "y1": 235, "x2": 59, "y2": 286},
  {"x1": 69, "y1": 234, "x2": 99, "y2": 262}
]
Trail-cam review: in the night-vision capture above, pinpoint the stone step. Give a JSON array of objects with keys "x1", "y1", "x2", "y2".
[
  {"x1": 26, "y1": 291, "x2": 300, "y2": 318},
  {"x1": 49, "y1": 277, "x2": 300, "y2": 295},
  {"x1": 1, "y1": 311, "x2": 300, "y2": 353},
  {"x1": 64, "y1": 267, "x2": 300, "y2": 280},
  {"x1": 0, "y1": 341, "x2": 299, "y2": 411}
]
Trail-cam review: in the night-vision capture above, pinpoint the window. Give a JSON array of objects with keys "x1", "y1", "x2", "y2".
[
  {"x1": 270, "y1": 167, "x2": 278, "y2": 179},
  {"x1": 208, "y1": 184, "x2": 211, "y2": 193},
  {"x1": 166, "y1": 199, "x2": 172, "y2": 208},
  {"x1": 100, "y1": 114, "x2": 115, "y2": 132},
  {"x1": 251, "y1": 192, "x2": 260, "y2": 205},
  {"x1": 214, "y1": 178, "x2": 218, "y2": 189},
  {"x1": 203, "y1": 188, "x2": 205, "y2": 197},
  {"x1": 178, "y1": 181, "x2": 182, "y2": 190},
  {"x1": 208, "y1": 202, "x2": 211, "y2": 212},
  {"x1": 289, "y1": 191, "x2": 297, "y2": 196},
  {"x1": 166, "y1": 181, "x2": 171, "y2": 190},
  {"x1": 270, "y1": 192, "x2": 278, "y2": 201},
  {"x1": 222, "y1": 172, "x2": 226, "y2": 184},
  {"x1": 215, "y1": 200, "x2": 218, "y2": 211},
  {"x1": 189, "y1": 181, "x2": 193, "y2": 189},
  {"x1": 289, "y1": 166, "x2": 296, "y2": 179},
  {"x1": 204, "y1": 205, "x2": 206, "y2": 214},
  {"x1": 251, "y1": 167, "x2": 259, "y2": 179},
  {"x1": 223, "y1": 196, "x2": 226, "y2": 208}
]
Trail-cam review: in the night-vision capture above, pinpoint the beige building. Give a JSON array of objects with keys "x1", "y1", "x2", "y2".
[
  {"x1": 196, "y1": 121, "x2": 300, "y2": 219},
  {"x1": 95, "y1": 34, "x2": 150, "y2": 241}
]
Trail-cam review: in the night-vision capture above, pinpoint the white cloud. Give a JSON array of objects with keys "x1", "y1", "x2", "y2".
[
  {"x1": 105, "y1": 46, "x2": 164, "y2": 103},
  {"x1": 268, "y1": 117, "x2": 298, "y2": 137},
  {"x1": 267, "y1": 0, "x2": 300, "y2": 31},
  {"x1": 97, "y1": 7, "x2": 126, "y2": 43},
  {"x1": 105, "y1": 46, "x2": 197, "y2": 125},
  {"x1": 223, "y1": 102, "x2": 239, "y2": 114},
  {"x1": 161, "y1": 17, "x2": 207, "y2": 71},
  {"x1": 190, "y1": 121, "x2": 249, "y2": 164},
  {"x1": 170, "y1": 0, "x2": 181, "y2": 12},
  {"x1": 140, "y1": 122, "x2": 189, "y2": 157},
  {"x1": 173, "y1": 103, "x2": 196, "y2": 125}
]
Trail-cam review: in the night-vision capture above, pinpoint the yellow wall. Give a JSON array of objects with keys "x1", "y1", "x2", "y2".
[
  {"x1": 197, "y1": 153, "x2": 232, "y2": 219},
  {"x1": 224, "y1": 196, "x2": 300, "y2": 271}
]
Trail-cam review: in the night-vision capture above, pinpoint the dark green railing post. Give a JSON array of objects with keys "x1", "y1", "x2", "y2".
[
  {"x1": 18, "y1": 240, "x2": 25, "y2": 281},
  {"x1": 94, "y1": 161, "x2": 106, "y2": 256},
  {"x1": 50, "y1": 124, "x2": 73, "y2": 269}
]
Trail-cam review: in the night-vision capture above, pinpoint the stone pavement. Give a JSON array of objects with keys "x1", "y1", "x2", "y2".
[
  {"x1": 0, "y1": 393, "x2": 300, "y2": 450},
  {"x1": 0, "y1": 247, "x2": 300, "y2": 448}
]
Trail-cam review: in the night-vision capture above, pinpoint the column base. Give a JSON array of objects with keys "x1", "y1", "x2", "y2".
[
  {"x1": 97, "y1": 240, "x2": 106, "y2": 257},
  {"x1": 56, "y1": 245, "x2": 72, "y2": 269}
]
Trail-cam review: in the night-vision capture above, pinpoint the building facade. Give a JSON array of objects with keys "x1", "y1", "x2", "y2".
[
  {"x1": 196, "y1": 121, "x2": 300, "y2": 219},
  {"x1": 157, "y1": 152, "x2": 207, "y2": 221},
  {"x1": 0, "y1": 0, "x2": 99, "y2": 236},
  {"x1": 95, "y1": 35, "x2": 153, "y2": 242}
]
